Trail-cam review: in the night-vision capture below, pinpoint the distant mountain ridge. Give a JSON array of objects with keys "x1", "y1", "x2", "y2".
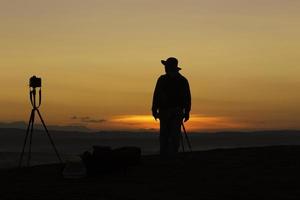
[
  {"x1": 0, "y1": 121, "x2": 90, "y2": 132},
  {"x1": 1, "y1": 128, "x2": 300, "y2": 159},
  {"x1": 1, "y1": 121, "x2": 300, "y2": 135}
]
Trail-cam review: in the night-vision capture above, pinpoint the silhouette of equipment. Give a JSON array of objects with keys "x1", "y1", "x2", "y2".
[
  {"x1": 19, "y1": 76, "x2": 63, "y2": 167},
  {"x1": 180, "y1": 122, "x2": 192, "y2": 152}
]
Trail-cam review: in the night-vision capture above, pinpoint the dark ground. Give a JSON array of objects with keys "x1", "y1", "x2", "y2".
[{"x1": 1, "y1": 145, "x2": 300, "y2": 200}]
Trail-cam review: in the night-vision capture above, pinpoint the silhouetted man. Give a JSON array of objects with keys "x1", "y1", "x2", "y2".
[{"x1": 152, "y1": 57, "x2": 191, "y2": 157}]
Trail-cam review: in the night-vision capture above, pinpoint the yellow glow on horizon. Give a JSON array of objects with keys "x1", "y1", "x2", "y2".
[
  {"x1": 112, "y1": 115, "x2": 154, "y2": 123},
  {"x1": 109, "y1": 114, "x2": 247, "y2": 132}
]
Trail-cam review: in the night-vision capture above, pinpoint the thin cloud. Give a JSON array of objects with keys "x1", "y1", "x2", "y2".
[
  {"x1": 71, "y1": 116, "x2": 107, "y2": 124},
  {"x1": 70, "y1": 116, "x2": 77, "y2": 120},
  {"x1": 82, "y1": 119, "x2": 106, "y2": 123}
]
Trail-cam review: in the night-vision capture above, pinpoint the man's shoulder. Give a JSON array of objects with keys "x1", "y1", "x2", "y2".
[
  {"x1": 158, "y1": 74, "x2": 188, "y2": 82},
  {"x1": 157, "y1": 74, "x2": 167, "y2": 81},
  {"x1": 178, "y1": 73, "x2": 189, "y2": 82},
  {"x1": 159, "y1": 74, "x2": 167, "y2": 78}
]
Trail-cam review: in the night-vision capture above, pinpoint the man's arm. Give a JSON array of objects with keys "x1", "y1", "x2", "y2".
[
  {"x1": 152, "y1": 77, "x2": 161, "y2": 120},
  {"x1": 184, "y1": 79, "x2": 191, "y2": 122}
]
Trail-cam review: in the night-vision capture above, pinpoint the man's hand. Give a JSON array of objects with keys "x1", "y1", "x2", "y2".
[
  {"x1": 152, "y1": 111, "x2": 159, "y2": 121},
  {"x1": 183, "y1": 112, "x2": 190, "y2": 122}
]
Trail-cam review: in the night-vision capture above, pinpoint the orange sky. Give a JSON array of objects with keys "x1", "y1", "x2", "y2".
[{"x1": 0, "y1": 0, "x2": 299, "y2": 131}]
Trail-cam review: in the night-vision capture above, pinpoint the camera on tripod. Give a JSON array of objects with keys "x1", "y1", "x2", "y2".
[
  {"x1": 19, "y1": 75, "x2": 62, "y2": 167},
  {"x1": 29, "y1": 76, "x2": 42, "y2": 88}
]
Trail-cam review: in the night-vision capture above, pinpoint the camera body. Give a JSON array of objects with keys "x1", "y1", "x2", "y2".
[{"x1": 29, "y1": 76, "x2": 42, "y2": 88}]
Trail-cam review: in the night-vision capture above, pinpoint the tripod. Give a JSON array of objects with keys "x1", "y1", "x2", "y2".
[
  {"x1": 19, "y1": 86, "x2": 63, "y2": 167},
  {"x1": 180, "y1": 122, "x2": 192, "y2": 152}
]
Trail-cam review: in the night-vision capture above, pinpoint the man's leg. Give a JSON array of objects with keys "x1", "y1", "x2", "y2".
[
  {"x1": 160, "y1": 118, "x2": 170, "y2": 157},
  {"x1": 168, "y1": 115, "x2": 181, "y2": 156}
]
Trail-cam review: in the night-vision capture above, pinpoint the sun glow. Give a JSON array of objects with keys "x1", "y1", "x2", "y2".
[{"x1": 109, "y1": 114, "x2": 247, "y2": 132}]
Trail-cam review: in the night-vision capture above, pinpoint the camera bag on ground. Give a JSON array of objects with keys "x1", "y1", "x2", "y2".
[{"x1": 81, "y1": 146, "x2": 141, "y2": 175}]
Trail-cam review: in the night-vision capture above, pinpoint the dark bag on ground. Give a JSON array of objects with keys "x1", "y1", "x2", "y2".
[{"x1": 81, "y1": 146, "x2": 141, "y2": 175}]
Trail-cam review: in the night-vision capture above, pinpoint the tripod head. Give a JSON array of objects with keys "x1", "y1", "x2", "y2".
[{"x1": 29, "y1": 76, "x2": 42, "y2": 109}]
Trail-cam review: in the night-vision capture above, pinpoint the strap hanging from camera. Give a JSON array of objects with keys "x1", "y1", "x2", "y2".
[{"x1": 29, "y1": 88, "x2": 42, "y2": 109}]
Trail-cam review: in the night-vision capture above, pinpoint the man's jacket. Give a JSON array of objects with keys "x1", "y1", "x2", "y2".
[{"x1": 152, "y1": 72, "x2": 191, "y2": 114}]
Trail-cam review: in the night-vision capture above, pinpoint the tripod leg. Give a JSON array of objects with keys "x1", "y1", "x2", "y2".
[
  {"x1": 19, "y1": 109, "x2": 34, "y2": 168},
  {"x1": 180, "y1": 127, "x2": 185, "y2": 152},
  {"x1": 182, "y1": 122, "x2": 192, "y2": 152},
  {"x1": 27, "y1": 109, "x2": 35, "y2": 167},
  {"x1": 36, "y1": 109, "x2": 63, "y2": 163}
]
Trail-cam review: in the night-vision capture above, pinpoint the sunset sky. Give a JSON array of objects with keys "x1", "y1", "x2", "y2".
[{"x1": 0, "y1": 0, "x2": 299, "y2": 132}]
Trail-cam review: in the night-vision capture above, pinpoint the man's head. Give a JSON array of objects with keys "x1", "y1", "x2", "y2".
[{"x1": 161, "y1": 57, "x2": 181, "y2": 74}]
